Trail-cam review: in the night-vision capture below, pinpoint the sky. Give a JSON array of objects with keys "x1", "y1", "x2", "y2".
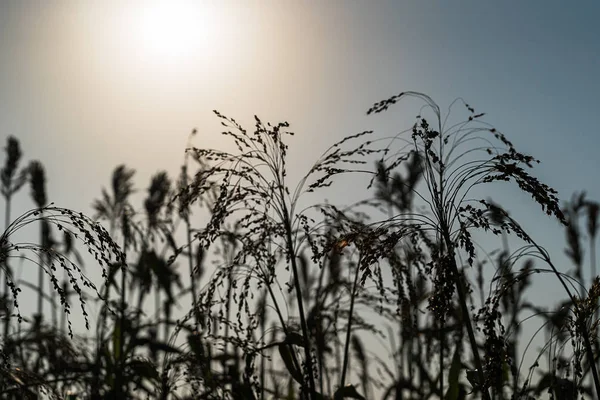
[{"x1": 1, "y1": 0, "x2": 600, "y2": 393}]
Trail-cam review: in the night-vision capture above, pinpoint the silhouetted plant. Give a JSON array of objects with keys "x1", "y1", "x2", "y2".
[
  {"x1": 91, "y1": 164, "x2": 137, "y2": 399},
  {"x1": 5, "y1": 92, "x2": 600, "y2": 400},
  {"x1": 173, "y1": 111, "x2": 386, "y2": 399},
  {"x1": 0, "y1": 206, "x2": 124, "y2": 398},
  {"x1": 1, "y1": 136, "x2": 28, "y2": 341},
  {"x1": 28, "y1": 160, "x2": 57, "y2": 325},
  {"x1": 366, "y1": 91, "x2": 568, "y2": 399}
]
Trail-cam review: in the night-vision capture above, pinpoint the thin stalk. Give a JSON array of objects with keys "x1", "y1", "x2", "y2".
[
  {"x1": 117, "y1": 235, "x2": 127, "y2": 397},
  {"x1": 334, "y1": 306, "x2": 342, "y2": 394},
  {"x1": 260, "y1": 319, "x2": 266, "y2": 400},
  {"x1": 223, "y1": 270, "x2": 233, "y2": 372},
  {"x1": 315, "y1": 252, "x2": 329, "y2": 396},
  {"x1": 443, "y1": 228, "x2": 490, "y2": 400},
  {"x1": 181, "y1": 156, "x2": 201, "y2": 328},
  {"x1": 592, "y1": 235, "x2": 597, "y2": 294},
  {"x1": 223, "y1": 237, "x2": 234, "y2": 357},
  {"x1": 163, "y1": 299, "x2": 171, "y2": 352},
  {"x1": 44, "y1": 218, "x2": 59, "y2": 329},
  {"x1": 439, "y1": 320, "x2": 444, "y2": 398},
  {"x1": 2, "y1": 194, "x2": 11, "y2": 340},
  {"x1": 436, "y1": 123, "x2": 489, "y2": 400},
  {"x1": 112, "y1": 234, "x2": 128, "y2": 399},
  {"x1": 280, "y1": 193, "x2": 316, "y2": 399},
  {"x1": 581, "y1": 321, "x2": 600, "y2": 399},
  {"x1": 264, "y1": 277, "x2": 304, "y2": 383},
  {"x1": 499, "y1": 231, "x2": 520, "y2": 398},
  {"x1": 437, "y1": 122, "x2": 449, "y2": 400},
  {"x1": 453, "y1": 257, "x2": 489, "y2": 399},
  {"x1": 591, "y1": 234, "x2": 599, "y2": 380},
  {"x1": 155, "y1": 281, "x2": 160, "y2": 341},
  {"x1": 60, "y1": 280, "x2": 67, "y2": 334},
  {"x1": 340, "y1": 254, "x2": 362, "y2": 389},
  {"x1": 525, "y1": 230, "x2": 600, "y2": 398},
  {"x1": 407, "y1": 206, "x2": 416, "y2": 398},
  {"x1": 91, "y1": 220, "x2": 116, "y2": 398},
  {"x1": 49, "y1": 277, "x2": 58, "y2": 328},
  {"x1": 399, "y1": 332, "x2": 405, "y2": 395},
  {"x1": 186, "y1": 218, "x2": 200, "y2": 327},
  {"x1": 36, "y1": 213, "x2": 45, "y2": 319}
]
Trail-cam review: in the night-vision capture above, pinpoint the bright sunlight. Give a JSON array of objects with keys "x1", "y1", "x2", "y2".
[{"x1": 130, "y1": 1, "x2": 219, "y2": 63}]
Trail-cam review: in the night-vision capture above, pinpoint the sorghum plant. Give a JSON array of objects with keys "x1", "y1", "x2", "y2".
[
  {"x1": 0, "y1": 205, "x2": 125, "y2": 397},
  {"x1": 175, "y1": 111, "x2": 385, "y2": 399},
  {"x1": 366, "y1": 91, "x2": 567, "y2": 398}
]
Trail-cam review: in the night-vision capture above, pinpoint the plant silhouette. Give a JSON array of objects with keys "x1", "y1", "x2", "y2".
[{"x1": 0, "y1": 93, "x2": 598, "y2": 400}]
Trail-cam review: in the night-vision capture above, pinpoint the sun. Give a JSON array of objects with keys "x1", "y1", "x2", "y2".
[{"x1": 132, "y1": 1, "x2": 217, "y2": 62}]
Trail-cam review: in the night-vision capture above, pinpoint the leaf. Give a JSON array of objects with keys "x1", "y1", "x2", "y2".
[
  {"x1": 351, "y1": 336, "x2": 365, "y2": 363},
  {"x1": 333, "y1": 384, "x2": 366, "y2": 400},
  {"x1": 278, "y1": 344, "x2": 303, "y2": 384},
  {"x1": 284, "y1": 331, "x2": 305, "y2": 347},
  {"x1": 466, "y1": 369, "x2": 481, "y2": 392}
]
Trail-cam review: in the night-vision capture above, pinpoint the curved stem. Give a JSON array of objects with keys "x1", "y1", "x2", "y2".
[
  {"x1": 535, "y1": 242, "x2": 600, "y2": 398},
  {"x1": 509, "y1": 215, "x2": 600, "y2": 399},
  {"x1": 437, "y1": 120, "x2": 489, "y2": 399}
]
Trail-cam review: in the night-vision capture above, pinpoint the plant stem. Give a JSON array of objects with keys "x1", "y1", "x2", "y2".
[
  {"x1": 2, "y1": 194, "x2": 11, "y2": 340},
  {"x1": 224, "y1": 269, "x2": 233, "y2": 372},
  {"x1": 264, "y1": 277, "x2": 304, "y2": 384},
  {"x1": 443, "y1": 229, "x2": 490, "y2": 400},
  {"x1": 186, "y1": 218, "x2": 200, "y2": 327},
  {"x1": 439, "y1": 319, "x2": 444, "y2": 398},
  {"x1": 50, "y1": 277, "x2": 58, "y2": 328},
  {"x1": 435, "y1": 119, "x2": 489, "y2": 399},
  {"x1": 522, "y1": 225, "x2": 600, "y2": 399},
  {"x1": 591, "y1": 234, "x2": 599, "y2": 381},
  {"x1": 115, "y1": 236, "x2": 127, "y2": 398},
  {"x1": 37, "y1": 238, "x2": 43, "y2": 317},
  {"x1": 60, "y1": 280, "x2": 67, "y2": 334},
  {"x1": 280, "y1": 195, "x2": 316, "y2": 399},
  {"x1": 340, "y1": 255, "x2": 362, "y2": 389},
  {"x1": 581, "y1": 320, "x2": 600, "y2": 398},
  {"x1": 260, "y1": 318, "x2": 266, "y2": 400}
]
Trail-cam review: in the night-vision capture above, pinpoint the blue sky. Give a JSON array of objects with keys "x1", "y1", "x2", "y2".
[{"x1": 1, "y1": 0, "x2": 599, "y2": 389}]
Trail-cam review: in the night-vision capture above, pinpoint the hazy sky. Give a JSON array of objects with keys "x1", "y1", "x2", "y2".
[{"x1": 1, "y1": 0, "x2": 600, "y2": 383}]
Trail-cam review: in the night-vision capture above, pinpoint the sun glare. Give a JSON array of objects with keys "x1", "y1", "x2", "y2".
[{"x1": 132, "y1": 1, "x2": 217, "y2": 62}]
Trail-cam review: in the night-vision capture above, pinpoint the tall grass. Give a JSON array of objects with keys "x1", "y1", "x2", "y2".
[{"x1": 0, "y1": 93, "x2": 599, "y2": 399}]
